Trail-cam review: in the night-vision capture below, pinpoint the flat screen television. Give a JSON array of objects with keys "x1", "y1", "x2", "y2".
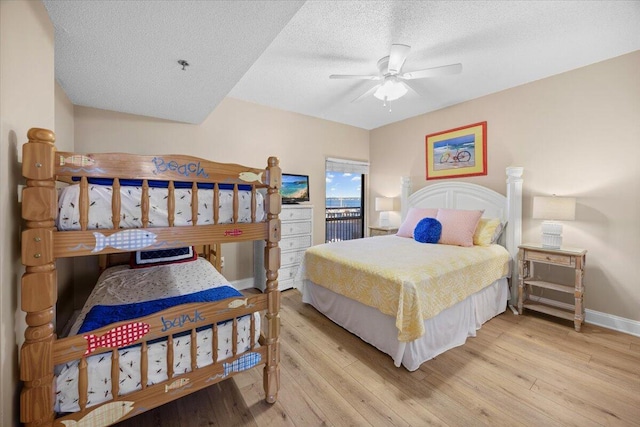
[{"x1": 280, "y1": 173, "x2": 310, "y2": 204}]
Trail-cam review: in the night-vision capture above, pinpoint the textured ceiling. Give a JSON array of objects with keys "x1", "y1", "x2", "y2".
[
  {"x1": 45, "y1": 1, "x2": 640, "y2": 130},
  {"x1": 44, "y1": 1, "x2": 305, "y2": 124}
]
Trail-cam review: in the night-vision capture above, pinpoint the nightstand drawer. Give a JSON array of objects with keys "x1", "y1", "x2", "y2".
[
  {"x1": 369, "y1": 226, "x2": 398, "y2": 236},
  {"x1": 524, "y1": 250, "x2": 575, "y2": 267}
]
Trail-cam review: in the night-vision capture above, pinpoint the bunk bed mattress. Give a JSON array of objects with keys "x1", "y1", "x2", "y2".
[
  {"x1": 55, "y1": 258, "x2": 260, "y2": 413},
  {"x1": 57, "y1": 183, "x2": 264, "y2": 230}
]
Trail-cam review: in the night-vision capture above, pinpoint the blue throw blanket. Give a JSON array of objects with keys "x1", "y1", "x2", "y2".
[{"x1": 78, "y1": 286, "x2": 243, "y2": 334}]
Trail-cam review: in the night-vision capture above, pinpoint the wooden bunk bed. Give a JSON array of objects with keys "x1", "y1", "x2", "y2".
[{"x1": 20, "y1": 128, "x2": 282, "y2": 426}]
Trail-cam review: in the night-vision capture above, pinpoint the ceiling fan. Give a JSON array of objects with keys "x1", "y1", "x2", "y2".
[{"x1": 330, "y1": 44, "x2": 462, "y2": 105}]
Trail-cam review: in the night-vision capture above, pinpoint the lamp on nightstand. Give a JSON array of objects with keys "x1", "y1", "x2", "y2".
[
  {"x1": 375, "y1": 197, "x2": 394, "y2": 227},
  {"x1": 533, "y1": 195, "x2": 576, "y2": 249}
]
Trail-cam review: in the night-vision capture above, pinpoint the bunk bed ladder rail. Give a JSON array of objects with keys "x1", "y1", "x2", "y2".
[{"x1": 20, "y1": 128, "x2": 58, "y2": 427}]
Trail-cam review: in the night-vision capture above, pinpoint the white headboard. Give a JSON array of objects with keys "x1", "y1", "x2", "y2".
[{"x1": 400, "y1": 167, "x2": 524, "y2": 301}]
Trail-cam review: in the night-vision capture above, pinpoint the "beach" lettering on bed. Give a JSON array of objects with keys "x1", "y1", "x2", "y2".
[
  {"x1": 160, "y1": 309, "x2": 205, "y2": 332},
  {"x1": 152, "y1": 157, "x2": 209, "y2": 178}
]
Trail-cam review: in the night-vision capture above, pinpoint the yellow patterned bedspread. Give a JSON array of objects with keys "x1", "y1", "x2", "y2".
[{"x1": 299, "y1": 235, "x2": 509, "y2": 342}]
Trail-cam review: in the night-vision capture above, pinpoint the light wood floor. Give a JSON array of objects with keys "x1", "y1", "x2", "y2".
[{"x1": 116, "y1": 289, "x2": 640, "y2": 426}]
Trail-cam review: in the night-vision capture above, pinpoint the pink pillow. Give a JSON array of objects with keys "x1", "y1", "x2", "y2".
[
  {"x1": 436, "y1": 209, "x2": 484, "y2": 247},
  {"x1": 396, "y1": 208, "x2": 439, "y2": 237}
]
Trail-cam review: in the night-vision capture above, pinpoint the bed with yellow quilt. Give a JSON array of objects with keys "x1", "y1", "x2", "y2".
[{"x1": 295, "y1": 168, "x2": 523, "y2": 371}]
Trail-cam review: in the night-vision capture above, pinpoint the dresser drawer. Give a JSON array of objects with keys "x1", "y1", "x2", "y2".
[
  {"x1": 281, "y1": 220, "x2": 312, "y2": 236},
  {"x1": 281, "y1": 235, "x2": 312, "y2": 251},
  {"x1": 525, "y1": 250, "x2": 575, "y2": 267},
  {"x1": 281, "y1": 249, "x2": 306, "y2": 267},
  {"x1": 281, "y1": 207, "x2": 312, "y2": 221},
  {"x1": 279, "y1": 265, "x2": 300, "y2": 282},
  {"x1": 277, "y1": 278, "x2": 294, "y2": 291}
]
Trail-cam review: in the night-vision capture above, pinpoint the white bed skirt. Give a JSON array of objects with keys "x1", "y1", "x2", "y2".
[{"x1": 299, "y1": 278, "x2": 508, "y2": 371}]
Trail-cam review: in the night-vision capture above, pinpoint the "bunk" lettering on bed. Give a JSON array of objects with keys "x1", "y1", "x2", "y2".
[
  {"x1": 160, "y1": 309, "x2": 205, "y2": 332},
  {"x1": 152, "y1": 156, "x2": 209, "y2": 178}
]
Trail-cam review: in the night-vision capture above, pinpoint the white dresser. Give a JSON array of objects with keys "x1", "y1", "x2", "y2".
[{"x1": 254, "y1": 204, "x2": 313, "y2": 291}]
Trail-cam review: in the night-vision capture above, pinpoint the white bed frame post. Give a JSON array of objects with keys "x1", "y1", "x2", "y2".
[
  {"x1": 506, "y1": 166, "x2": 524, "y2": 304},
  {"x1": 400, "y1": 176, "x2": 412, "y2": 221}
]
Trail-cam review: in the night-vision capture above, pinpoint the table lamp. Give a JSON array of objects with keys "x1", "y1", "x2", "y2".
[
  {"x1": 375, "y1": 197, "x2": 394, "y2": 227},
  {"x1": 532, "y1": 195, "x2": 576, "y2": 249}
]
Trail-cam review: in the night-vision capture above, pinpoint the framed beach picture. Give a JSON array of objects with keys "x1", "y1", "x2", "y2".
[{"x1": 425, "y1": 121, "x2": 487, "y2": 180}]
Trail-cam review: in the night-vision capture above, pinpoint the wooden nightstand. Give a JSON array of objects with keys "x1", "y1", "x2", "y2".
[
  {"x1": 517, "y1": 244, "x2": 587, "y2": 331},
  {"x1": 368, "y1": 226, "x2": 398, "y2": 236}
]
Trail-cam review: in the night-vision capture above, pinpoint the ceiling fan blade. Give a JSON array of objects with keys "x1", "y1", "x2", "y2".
[
  {"x1": 351, "y1": 84, "x2": 380, "y2": 103},
  {"x1": 400, "y1": 80, "x2": 421, "y2": 97},
  {"x1": 330, "y1": 74, "x2": 380, "y2": 80},
  {"x1": 400, "y1": 63, "x2": 462, "y2": 80},
  {"x1": 388, "y1": 44, "x2": 411, "y2": 74}
]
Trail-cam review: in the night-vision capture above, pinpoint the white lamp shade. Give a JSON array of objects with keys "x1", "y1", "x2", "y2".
[
  {"x1": 532, "y1": 196, "x2": 576, "y2": 221},
  {"x1": 375, "y1": 197, "x2": 394, "y2": 212},
  {"x1": 373, "y1": 79, "x2": 408, "y2": 101}
]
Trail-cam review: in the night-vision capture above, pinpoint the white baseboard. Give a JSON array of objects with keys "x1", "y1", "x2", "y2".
[
  {"x1": 585, "y1": 309, "x2": 640, "y2": 338},
  {"x1": 522, "y1": 296, "x2": 640, "y2": 337},
  {"x1": 231, "y1": 277, "x2": 256, "y2": 291}
]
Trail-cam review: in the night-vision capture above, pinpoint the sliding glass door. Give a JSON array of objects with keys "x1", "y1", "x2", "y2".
[{"x1": 325, "y1": 171, "x2": 365, "y2": 242}]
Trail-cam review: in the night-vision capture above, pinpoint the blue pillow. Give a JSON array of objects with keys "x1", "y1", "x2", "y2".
[{"x1": 414, "y1": 218, "x2": 442, "y2": 244}]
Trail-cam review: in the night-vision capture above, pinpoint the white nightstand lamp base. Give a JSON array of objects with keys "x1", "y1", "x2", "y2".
[
  {"x1": 379, "y1": 211, "x2": 390, "y2": 227},
  {"x1": 541, "y1": 221, "x2": 563, "y2": 249}
]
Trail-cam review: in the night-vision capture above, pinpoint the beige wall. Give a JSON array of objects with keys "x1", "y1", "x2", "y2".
[
  {"x1": 370, "y1": 51, "x2": 640, "y2": 322},
  {"x1": 0, "y1": 1, "x2": 55, "y2": 426},
  {"x1": 73, "y1": 98, "x2": 369, "y2": 284}
]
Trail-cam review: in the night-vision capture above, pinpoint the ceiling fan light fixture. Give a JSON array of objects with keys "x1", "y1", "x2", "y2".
[{"x1": 373, "y1": 78, "x2": 407, "y2": 101}]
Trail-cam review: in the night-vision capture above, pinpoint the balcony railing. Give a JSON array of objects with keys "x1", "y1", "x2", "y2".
[{"x1": 325, "y1": 207, "x2": 363, "y2": 242}]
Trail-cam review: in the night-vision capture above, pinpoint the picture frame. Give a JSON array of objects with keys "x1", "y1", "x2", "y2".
[{"x1": 425, "y1": 121, "x2": 487, "y2": 180}]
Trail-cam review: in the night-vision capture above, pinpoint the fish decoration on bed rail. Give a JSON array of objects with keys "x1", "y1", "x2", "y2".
[
  {"x1": 223, "y1": 352, "x2": 261, "y2": 377},
  {"x1": 59, "y1": 154, "x2": 95, "y2": 167},
  {"x1": 227, "y1": 298, "x2": 248, "y2": 309},
  {"x1": 238, "y1": 171, "x2": 263, "y2": 183},
  {"x1": 59, "y1": 401, "x2": 134, "y2": 427},
  {"x1": 83, "y1": 322, "x2": 150, "y2": 355},
  {"x1": 164, "y1": 377, "x2": 190, "y2": 393},
  {"x1": 58, "y1": 154, "x2": 104, "y2": 174},
  {"x1": 92, "y1": 229, "x2": 157, "y2": 253}
]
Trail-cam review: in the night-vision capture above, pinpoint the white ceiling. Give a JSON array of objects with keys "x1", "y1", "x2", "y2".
[{"x1": 44, "y1": 1, "x2": 640, "y2": 130}]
